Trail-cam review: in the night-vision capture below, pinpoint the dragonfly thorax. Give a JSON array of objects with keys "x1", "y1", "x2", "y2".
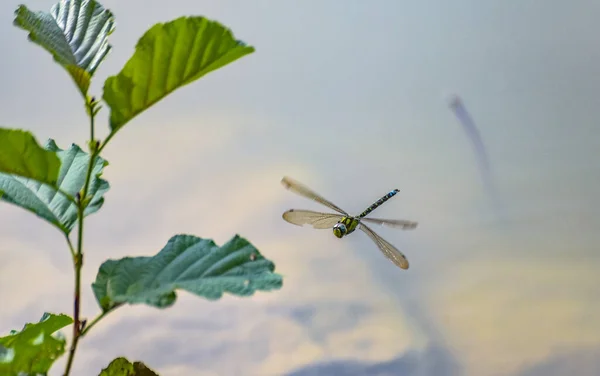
[{"x1": 333, "y1": 216, "x2": 359, "y2": 238}]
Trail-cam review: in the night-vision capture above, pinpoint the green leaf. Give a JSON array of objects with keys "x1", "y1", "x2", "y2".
[
  {"x1": 103, "y1": 16, "x2": 255, "y2": 131},
  {"x1": 92, "y1": 234, "x2": 283, "y2": 312},
  {"x1": 98, "y1": 357, "x2": 159, "y2": 376},
  {"x1": 0, "y1": 312, "x2": 73, "y2": 375},
  {"x1": 13, "y1": 0, "x2": 115, "y2": 97},
  {"x1": 0, "y1": 138, "x2": 110, "y2": 235},
  {"x1": 0, "y1": 128, "x2": 61, "y2": 186}
]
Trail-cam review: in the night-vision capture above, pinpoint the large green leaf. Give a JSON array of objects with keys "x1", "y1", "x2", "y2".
[
  {"x1": 92, "y1": 234, "x2": 283, "y2": 312},
  {"x1": 0, "y1": 312, "x2": 73, "y2": 376},
  {"x1": 98, "y1": 357, "x2": 159, "y2": 376},
  {"x1": 14, "y1": 0, "x2": 115, "y2": 97},
  {"x1": 0, "y1": 139, "x2": 110, "y2": 235},
  {"x1": 0, "y1": 128, "x2": 61, "y2": 186},
  {"x1": 103, "y1": 16, "x2": 255, "y2": 131}
]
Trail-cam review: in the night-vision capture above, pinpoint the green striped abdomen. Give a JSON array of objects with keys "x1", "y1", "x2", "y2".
[{"x1": 357, "y1": 189, "x2": 399, "y2": 219}]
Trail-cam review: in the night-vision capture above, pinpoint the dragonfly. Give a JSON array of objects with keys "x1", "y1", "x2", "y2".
[{"x1": 281, "y1": 176, "x2": 418, "y2": 270}]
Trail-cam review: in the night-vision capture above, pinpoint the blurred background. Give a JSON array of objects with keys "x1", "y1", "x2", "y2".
[{"x1": 1, "y1": 0, "x2": 599, "y2": 375}]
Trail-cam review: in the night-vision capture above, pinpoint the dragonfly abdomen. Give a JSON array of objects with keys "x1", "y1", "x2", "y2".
[{"x1": 357, "y1": 189, "x2": 399, "y2": 218}]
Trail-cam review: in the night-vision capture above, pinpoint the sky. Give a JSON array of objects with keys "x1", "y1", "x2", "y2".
[{"x1": 1, "y1": 0, "x2": 599, "y2": 375}]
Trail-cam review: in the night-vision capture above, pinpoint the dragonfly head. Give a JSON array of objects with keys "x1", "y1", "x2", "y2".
[{"x1": 333, "y1": 222, "x2": 347, "y2": 238}]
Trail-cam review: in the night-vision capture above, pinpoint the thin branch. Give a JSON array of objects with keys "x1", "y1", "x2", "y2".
[{"x1": 63, "y1": 100, "x2": 98, "y2": 376}]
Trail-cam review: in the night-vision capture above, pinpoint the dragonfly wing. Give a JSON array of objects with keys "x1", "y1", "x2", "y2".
[
  {"x1": 281, "y1": 176, "x2": 349, "y2": 215},
  {"x1": 282, "y1": 209, "x2": 343, "y2": 229},
  {"x1": 359, "y1": 223, "x2": 409, "y2": 269},
  {"x1": 361, "y1": 217, "x2": 418, "y2": 230}
]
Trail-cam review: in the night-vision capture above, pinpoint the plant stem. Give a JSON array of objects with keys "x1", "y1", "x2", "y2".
[
  {"x1": 63, "y1": 201, "x2": 86, "y2": 376},
  {"x1": 63, "y1": 102, "x2": 97, "y2": 376}
]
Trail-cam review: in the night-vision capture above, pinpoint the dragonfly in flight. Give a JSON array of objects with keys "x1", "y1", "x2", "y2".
[{"x1": 281, "y1": 176, "x2": 418, "y2": 270}]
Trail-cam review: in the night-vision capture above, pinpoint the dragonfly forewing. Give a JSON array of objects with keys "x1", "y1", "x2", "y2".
[
  {"x1": 281, "y1": 176, "x2": 349, "y2": 215},
  {"x1": 282, "y1": 209, "x2": 344, "y2": 229},
  {"x1": 359, "y1": 223, "x2": 409, "y2": 269}
]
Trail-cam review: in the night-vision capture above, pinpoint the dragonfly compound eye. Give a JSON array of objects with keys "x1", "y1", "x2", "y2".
[{"x1": 333, "y1": 223, "x2": 347, "y2": 238}]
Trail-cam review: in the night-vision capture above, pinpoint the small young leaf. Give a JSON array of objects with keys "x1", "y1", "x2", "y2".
[
  {"x1": 0, "y1": 139, "x2": 110, "y2": 235},
  {"x1": 0, "y1": 312, "x2": 73, "y2": 375},
  {"x1": 98, "y1": 357, "x2": 159, "y2": 376},
  {"x1": 0, "y1": 128, "x2": 61, "y2": 186},
  {"x1": 13, "y1": 0, "x2": 115, "y2": 97},
  {"x1": 103, "y1": 16, "x2": 255, "y2": 131},
  {"x1": 92, "y1": 235, "x2": 283, "y2": 312}
]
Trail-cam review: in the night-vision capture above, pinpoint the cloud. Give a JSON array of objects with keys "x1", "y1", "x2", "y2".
[
  {"x1": 0, "y1": 238, "x2": 72, "y2": 331},
  {"x1": 269, "y1": 302, "x2": 371, "y2": 344},
  {"x1": 516, "y1": 346, "x2": 600, "y2": 376},
  {"x1": 75, "y1": 292, "x2": 420, "y2": 375},
  {"x1": 285, "y1": 344, "x2": 460, "y2": 376},
  {"x1": 425, "y1": 256, "x2": 600, "y2": 376}
]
